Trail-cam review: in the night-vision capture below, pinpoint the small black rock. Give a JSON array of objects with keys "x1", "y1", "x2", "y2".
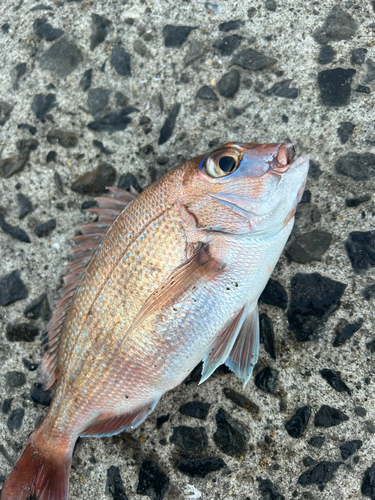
[
  {"x1": 0, "y1": 270, "x2": 28, "y2": 306},
  {"x1": 177, "y1": 458, "x2": 225, "y2": 478},
  {"x1": 106, "y1": 465, "x2": 128, "y2": 500},
  {"x1": 170, "y1": 426, "x2": 208, "y2": 451},
  {"x1": 87, "y1": 88, "x2": 110, "y2": 117},
  {"x1": 339, "y1": 440, "x2": 362, "y2": 460},
  {"x1": 213, "y1": 34, "x2": 242, "y2": 57},
  {"x1": 308, "y1": 435, "x2": 325, "y2": 449},
  {"x1": 47, "y1": 151, "x2": 57, "y2": 163},
  {"x1": 0, "y1": 214, "x2": 31, "y2": 243},
  {"x1": 81, "y1": 199, "x2": 97, "y2": 211},
  {"x1": 308, "y1": 159, "x2": 323, "y2": 180},
  {"x1": 90, "y1": 13, "x2": 111, "y2": 51},
  {"x1": 257, "y1": 477, "x2": 284, "y2": 500},
  {"x1": 259, "y1": 313, "x2": 276, "y2": 360},
  {"x1": 22, "y1": 358, "x2": 38, "y2": 371},
  {"x1": 30, "y1": 384, "x2": 52, "y2": 406},
  {"x1": 318, "y1": 68, "x2": 356, "y2": 107},
  {"x1": 345, "y1": 195, "x2": 371, "y2": 207},
  {"x1": 318, "y1": 45, "x2": 336, "y2": 64},
  {"x1": 54, "y1": 171, "x2": 64, "y2": 192},
  {"x1": 196, "y1": 85, "x2": 218, "y2": 100},
  {"x1": 80, "y1": 69, "x2": 93, "y2": 92},
  {"x1": 111, "y1": 46, "x2": 131, "y2": 76},
  {"x1": 137, "y1": 460, "x2": 169, "y2": 500},
  {"x1": 362, "y1": 58, "x2": 375, "y2": 86},
  {"x1": 285, "y1": 406, "x2": 311, "y2": 439},
  {"x1": 231, "y1": 48, "x2": 277, "y2": 71},
  {"x1": 320, "y1": 369, "x2": 351, "y2": 395},
  {"x1": 34, "y1": 219, "x2": 56, "y2": 238},
  {"x1": 298, "y1": 461, "x2": 342, "y2": 487},
  {"x1": 93, "y1": 140, "x2": 114, "y2": 155},
  {"x1": 17, "y1": 123, "x2": 37, "y2": 135},
  {"x1": 355, "y1": 85, "x2": 371, "y2": 94},
  {"x1": 303, "y1": 456, "x2": 317, "y2": 468},
  {"x1": 259, "y1": 278, "x2": 288, "y2": 310},
  {"x1": 47, "y1": 129, "x2": 78, "y2": 148},
  {"x1": 314, "y1": 405, "x2": 349, "y2": 428},
  {"x1": 351, "y1": 48, "x2": 367, "y2": 66},
  {"x1": 39, "y1": 38, "x2": 83, "y2": 77},
  {"x1": 156, "y1": 414, "x2": 169, "y2": 428},
  {"x1": 333, "y1": 318, "x2": 363, "y2": 347},
  {"x1": 11, "y1": 62, "x2": 27, "y2": 90},
  {"x1": 7, "y1": 408, "x2": 25, "y2": 433},
  {"x1": 362, "y1": 463, "x2": 375, "y2": 498},
  {"x1": 219, "y1": 20, "x2": 244, "y2": 32},
  {"x1": 217, "y1": 69, "x2": 240, "y2": 98},
  {"x1": 265, "y1": 0, "x2": 277, "y2": 11},
  {"x1": 88, "y1": 107, "x2": 138, "y2": 134},
  {"x1": 263, "y1": 79, "x2": 299, "y2": 98},
  {"x1": 213, "y1": 407, "x2": 249, "y2": 457},
  {"x1": 17, "y1": 193, "x2": 33, "y2": 219},
  {"x1": 286, "y1": 229, "x2": 332, "y2": 263},
  {"x1": 354, "y1": 406, "x2": 367, "y2": 417},
  {"x1": 6, "y1": 323, "x2": 39, "y2": 342},
  {"x1": 345, "y1": 231, "x2": 375, "y2": 273},
  {"x1": 33, "y1": 18, "x2": 64, "y2": 41},
  {"x1": 24, "y1": 293, "x2": 51, "y2": 321},
  {"x1": 163, "y1": 25, "x2": 194, "y2": 48},
  {"x1": 255, "y1": 366, "x2": 278, "y2": 394},
  {"x1": 118, "y1": 172, "x2": 142, "y2": 193},
  {"x1": 337, "y1": 122, "x2": 355, "y2": 144},
  {"x1": 179, "y1": 401, "x2": 210, "y2": 420},
  {"x1": 2, "y1": 398, "x2": 13, "y2": 414},
  {"x1": 223, "y1": 388, "x2": 259, "y2": 414},
  {"x1": 71, "y1": 162, "x2": 116, "y2": 194},
  {"x1": 5, "y1": 371, "x2": 26, "y2": 388},
  {"x1": 313, "y1": 5, "x2": 358, "y2": 44},
  {"x1": 335, "y1": 152, "x2": 375, "y2": 181},
  {"x1": 158, "y1": 103, "x2": 181, "y2": 145}
]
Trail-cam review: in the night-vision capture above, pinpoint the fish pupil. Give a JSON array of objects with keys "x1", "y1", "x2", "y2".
[{"x1": 219, "y1": 156, "x2": 236, "y2": 173}]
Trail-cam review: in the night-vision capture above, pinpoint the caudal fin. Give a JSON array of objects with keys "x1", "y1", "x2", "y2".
[{"x1": 1, "y1": 435, "x2": 72, "y2": 500}]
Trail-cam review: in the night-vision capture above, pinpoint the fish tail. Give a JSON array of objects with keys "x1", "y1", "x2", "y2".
[{"x1": 1, "y1": 428, "x2": 72, "y2": 500}]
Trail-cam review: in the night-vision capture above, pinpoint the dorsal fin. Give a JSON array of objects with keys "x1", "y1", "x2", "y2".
[{"x1": 39, "y1": 186, "x2": 138, "y2": 390}]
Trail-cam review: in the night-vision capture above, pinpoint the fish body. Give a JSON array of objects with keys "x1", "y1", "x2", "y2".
[{"x1": 1, "y1": 142, "x2": 308, "y2": 500}]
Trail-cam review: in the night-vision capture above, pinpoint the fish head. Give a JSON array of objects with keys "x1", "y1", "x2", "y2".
[{"x1": 181, "y1": 142, "x2": 309, "y2": 234}]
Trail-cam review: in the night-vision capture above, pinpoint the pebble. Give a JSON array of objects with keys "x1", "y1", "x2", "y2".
[
  {"x1": 93, "y1": 140, "x2": 114, "y2": 155},
  {"x1": 80, "y1": 69, "x2": 93, "y2": 92},
  {"x1": 87, "y1": 88, "x2": 110, "y2": 117},
  {"x1": 179, "y1": 401, "x2": 210, "y2": 420},
  {"x1": 0, "y1": 155, "x2": 28, "y2": 179},
  {"x1": 47, "y1": 151, "x2": 57, "y2": 163},
  {"x1": 158, "y1": 103, "x2": 180, "y2": 145},
  {"x1": 213, "y1": 407, "x2": 249, "y2": 457},
  {"x1": 333, "y1": 318, "x2": 363, "y2": 347},
  {"x1": 355, "y1": 85, "x2": 371, "y2": 94},
  {"x1": 106, "y1": 465, "x2": 128, "y2": 500},
  {"x1": 285, "y1": 230, "x2": 332, "y2": 263},
  {"x1": 22, "y1": 358, "x2": 38, "y2": 371},
  {"x1": 362, "y1": 463, "x2": 375, "y2": 499},
  {"x1": 47, "y1": 129, "x2": 78, "y2": 148},
  {"x1": 255, "y1": 367, "x2": 279, "y2": 394},
  {"x1": 170, "y1": 426, "x2": 208, "y2": 451},
  {"x1": 217, "y1": 69, "x2": 240, "y2": 98},
  {"x1": 30, "y1": 4, "x2": 53, "y2": 11},
  {"x1": 362, "y1": 59, "x2": 375, "y2": 86},
  {"x1": 0, "y1": 270, "x2": 28, "y2": 306},
  {"x1": 314, "y1": 405, "x2": 349, "y2": 428},
  {"x1": 335, "y1": 152, "x2": 375, "y2": 180},
  {"x1": 30, "y1": 384, "x2": 52, "y2": 406},
  {"x1": 133, "y1": 39, "x2": 151, "y2": 59},
  {"x1": 287, "y1": 273, "x2": 347, "y2": 342},
  {"x1": 345, "y1": 231, "x2": 375, "y2": 273},
  {"x1": 137, "y1": 459, "x2": 169, "y2": 500},
  {"x1": 17, "y1": 193, "x2": 33, "y2": 219},
  {"x1": 265, "y1": 0, "x2": 277, "y2": 11},
  {"x1": 156, "y1": 414, "x2": 169, "y2": 428},
  {"x1": 0, "y1": 100, "x2": 13, "y2": 126},
  {"x1": 111, "y1": 46, "x2": 131, "y2": 76},
  {"x1": 339, "y1": 440, "x2": 362, "y2": 460},
  {"x1": 213, "y1": 34, "x2": 242, "y2": 57},
  {"x1": 318, "y1": 45, "x2": 336, "y2": 65},
  {"x1": 162, "y1": 25, "x2": 194, "y2": 48},
  {"x1": 177, "y1": 458, "x2": 225, "y2": 478},
  {"x1": 71, "y1": 162, "x2": 116, "y2": 194},
  {"x1": 259, "y1": 278, "x2": 288, "y2": 310},
  {"x1": 31, "y1": 93, "x2": 56, "y2": 122},
  {"x1": 219, "y1": 20, "x2": 244, "y2": 32},
  {"x1": 354, "y1": 406, "x2": 367, "y2": 417},
  {"x1": 345, "y1": 195, "x2": 371, "y2": 207},
  {"x1": 2, "y1": 398, "x2": 12, "y2": 414},
  {"x1": 308, "y1": 159, "x2": 323, "y2": 180},
  {"x1": 34, "y1": 218, "x2": 56, "y2": 238},
  {"x1": 54, "y1": 171, "x2": 64, "y2": 192},
  {"x1": 39, "y1": 38, "x2": 83, "y2": 77},
  {"x1": 308, "y1": 435, "x2": 325, "y2": 449},
  {"x1": 7, "y1": 408, "x2": 25, "y2": 433},
  {"x1": 0, "y1": 214, "x2": 31, "y2": 243},
  {"x1": 90, "y1": 13, "x2": 111, "y2": 51},
  {"x1": 303, "y1": 456, "x2": 317, "y2": 468},
  {"x1": 118, "y1": 172, "x2": 142, "y2": 193},
  {"x1": 88, "y1": 108, "x2": 138, "y2": 134},
  {"x1": 11, "y1": 62, "x2": 27, "y2": 90},
  {"x1": 5, "y1": 371, "x2": 26, "y2": 388},
  {"x1": 196, "y1": 85, "x2": 218, "y2": 100},
  {"x1": 263, "y1": 80, "x2": 299, "y2": 98},
  {"x1": 298, "y1": 461, "x2": 342, "y2": 488},
  {"x1": 313, "y1": 5, "x2": 358, "y2": 44},
  {"x1": 337, "y1": 121, "x2": 355, "y2": 144},
  {"x1": 257, "y1": 477, "x2": 284, "y2": 500},
  {"x1": 259, "y1": 313, "x2": 276, "y2": 360},
  {"x1": 363, "y1": 284, "x2": 375, "y2": 301},
  {"x1": 351, "y1": 48, "x2": 367, "y2": 65},
  {"x1": 223, "y1": 388, "x2": 259, "y2": 414},
  {"x1": 319, "y1": 369, "x2": 351, "y2": 395},
  {"x1": 318, "y1": 68, "x2": 356, "y2": 106},
  {"x1": 33, "y1": 18, "x2": 64, "y2": 41},
  {"x1": 115, "y1": 92, "x2": 129, "y2": 108},
  {"x1": 231, "y1": 48, "x2": 277, "y2": 71},
  {"x1": 17, "y1": 123, "x2": 37, "y2": 135},
  {"x1": 23, "y1": 293, "x2": 51, "y2": 321},
  {"x1": 6, "y1": 323, "x2": 39, "y2": 342},
  {"x1": 285, "y1": 406, "x2": 311, "y2": 439},
  {"x1": 227, "y1": 106, "x2": 244, "y2": 119}
]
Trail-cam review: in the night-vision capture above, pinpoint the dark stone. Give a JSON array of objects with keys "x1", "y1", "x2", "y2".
[
  {"x1": 363, "y1": 284, "x2": 375, "y2": 301},
  {"x1": 137, "y1": 460, "x2": 169, "y2": 500},
  {"x1": 183, "y1": 42, "x2": 205, "y2": 67},
  {"x1": 196, "y1": 86, "x2": 218, "y2": 100},
  {"x1": 265, "y1": 0, "x2": 277, "y2": 11},
  {"x1": 219, "y1": 20, "x2": 244, "y2": 32},
  {"x1": 118, "y1": 172, "x2": 142, "y2": 193},
  {"x1": 7, "y1": 408, "x2": 25, "y2": 433},
  {"x1": 31, "y1": 93, "x2": 56, "y2": 122},
  {"x1": 30, "y1": 384, "x2": 52, "y2": 406},
  {"x1": 33, "y1": 18, "x2": 64, "y2": 41},
  {"x1": 227, "y1": 106, "x2": 245, "y2": 119},
  {"x1": 355, "y1": 85, "x2": 371, "y2": 94},
  {"x1": 335, "y1": 152, "x2": 375, "y2": 181},
  {"x1": 106, "y1": 465, "x2": 128, "y2": 500},
  {"x1": 133, "y1": 40, "x2": 151, "y2": 58},
  {"x1": 320, "y1": 369, "x2": 351, "y2": 395},
  {"x1": 308, "y1": 436, "x2": 325, "y2": 449},
  {"x1": 309, "y1": 160, "x2": 323, "y2": 180},
  {"x1": 11, "y1": 62, "x2": 27, "y2": 90},
  {"x1": 366, "y1": 421, "x2": 375, "y2": 434},
  {"x1": 90, "y1": 14, "x2": 111, "y2": 51},
  {"x1": 16, "y1": 138, "x2": 38, "y2": 158},
  {"x1": 286, "y1": 230, "x2": 332, "y2": 263},
  {"x1": 6, "y1": 323, "x2": 39, "y2": 342},
  {"x1": 314, "y1": 405, "x2": 349, "y2": 428},
  {"x1": 81, "y1": 199, "x2": 97, "y2": 211},
  {"x1": 354, "y1": 406, "x2": 367, "y2": 417},
  {"x1": 156, "y1": 414, "x2": 169, "y2": 428},
  {"x1": 0, "y1": 100, "x2": 13, "y2": 126},
  {"x1": 213, "y1": 34, "x2": 242, "y2": 57},
  {"x1": 223, "y1": 388, "x2": 259, "y2": 414},
  {"x1": 255, "y1": 367, "x2": 278, "y2": 394},
  {"x1": 156, "y1": 156, "x2": 169, "y2": 166},
  {"x1": 213, "y1": 407, "x2": 249, "y2": 457},
  {"x1": 80, "y1": 69, "x2": 92, "y2": 92},
  {"x1": 313, "y1": 5, "x2": 358, "y2": 44},
  {"x1": 71, "y1": 162, "x2": 116, "y2": 194},
  {"x1": 5, "y1": 371, "x2": 26, "y2": 388},
  {"x1": 2, "y1": 23, "x2": 10, "y2": 33},
  {"x1": 362, "y1": 59, "x2": 375, "y2": 86},
  {"x1": 2, "y1": 398, "x2": 12, "y2": 414},
  {"x1": 22, "y1": 358, "x2": 38, "y2": 371},
  {"x1": 217, "y1": 69, "x2": 240, "y2": 98},
  {"x1": 115, "y1": 92, "x2": 129, "y2": 107},
  {"x1": 47, "y1": 129, "x2": 78, "y2": 148},
  {"x1": 339, "y1": 440, "x2": 362, "y2": 460},
  {"x1": 87, "y1": 88, "x2": 110, "y2": 117},
  {"x1": 367, "y1": 339, "x2": 375, "y2": 353},
  {"x1": 93, "y1": 140, "x2": 114, "y2": 155},
  {"x1": 259, "y1": 313, "x2": 276, "y2": 360},
  {"x1": 111, "y1": 46, "x2": 131, "y2": 77},
  {"x1": 345, "y1": 231, "x2": 375, "y2": 273},
  {"x1": 298, "y1": 461, "x2": 342, "y2": 487},
  {"x1": 318, "y1": 68, "x2": 356, "y2": 107},
  {"x1": 0, "y1": 270, "x2": 28, "y2": 306},
  {"x1": 231, "y1": 48, "x2": 277, "y2": 71},
  {"x1": 257, "y1": 477, "x2": 284, "y2": 500},
  {"x1": 158, "y1": 103, "x2": 181, "y2": 145},
  {"x1": 300, "y1": 190, "x2": 311, "y2": 203},
  {"x1": 30, "y1": 4, "x2": 53, "y2": 10},
  {"x1": 0, "y1": 155, "x2": 29, "y2": 179},
  {"x1": 163, "y1": 25, "x2": 194, "y2": 48},
  {"x1": 17, "y1": 123, "x2": 37, "y2": 135},
  {"x1": 170, "y1": 426, "x2": 208, "y2": 451},
  {"x1": 259, "y1": 278, "x2": 288, "y2": 310},
  {"x1": 333, "y1": 318, "x2": 363, "y2": 347},
  {"x1": 23, "y1": 293, "x2": 51, "y2": 321},
  {"x1": 179, "y1": 401, "x2": 210, "y2": 420},
  {"x1": 351, "y1": 48, "x2": 367, "y2": 65},
  {"x1": 345, "y1": 195, "x2": 371, "y2": 207},
  {"x1": 54, "y1": 171, "x2": 64, "y2": 192},
  {"x1": 40, "y1": 38, "x2": 83, "y2": 77},
  {"x1": 285, "y1": 406, "x2": 311, "y2": 439},
  {"x1": 87, "y1": 107, "x2": 138, "y2": 134},
  {"x1": 34, "y1": 218, "x2": 56, "y2": 238},
  {"x1": 337, "y1": 122, "x2": 355, "y2": 144},
  {"x1": 362, "y1": 463, "x2": 375, "y2": 498},
  {"x1": 264, "y1": 79, "x2": 299, "y2": 98},
  {"x1": 17, "y1": 193, "x2": 33, "y2": 219},
  {"x1": 0, "y1": 214, "x2": 31, "y2": 243},
  {"x1": 287, "y1": 273, "x2": 347, "y2": 342},
  {"x1": 318, "y1": 45, "x2": 336, "y2": 65},
  {"x1": 177, "y1": 458, "x2": 225, "y2": 478},
  {"x1": 47, "y1": 151, "x2": 57, "y2": 163}
]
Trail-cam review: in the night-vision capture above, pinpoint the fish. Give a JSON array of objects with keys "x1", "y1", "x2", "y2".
[{"x1": 1, "y1": 141, "x2": 308, "y2": 500}]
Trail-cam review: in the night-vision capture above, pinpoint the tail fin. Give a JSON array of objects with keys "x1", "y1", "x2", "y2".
[{"x1": 1, "y1": 434, "x2": 72, "y2": 500}]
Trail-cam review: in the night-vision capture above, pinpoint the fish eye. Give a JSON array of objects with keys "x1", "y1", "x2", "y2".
[
  {"x1": 219, "y1": 156, "x2": 236, "y2": 173},
  {"x1": 204, "y1": 149, "x2": 241, "y2": 178}
]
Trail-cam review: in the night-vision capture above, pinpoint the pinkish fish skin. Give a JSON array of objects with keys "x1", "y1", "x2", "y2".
[{"x1": 1, "y1": 142, "x2": 308, "y2": 500}]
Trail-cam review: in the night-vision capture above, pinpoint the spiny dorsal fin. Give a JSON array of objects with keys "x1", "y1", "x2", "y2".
[{"x1": 39, "y1": 186, "x2": 138, "y2": 389}]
